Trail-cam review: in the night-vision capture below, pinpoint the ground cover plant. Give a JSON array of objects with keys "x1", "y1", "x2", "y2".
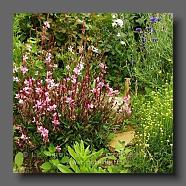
[{"x1": 13, "y1": 12, "x2": 173, "y2": 173}]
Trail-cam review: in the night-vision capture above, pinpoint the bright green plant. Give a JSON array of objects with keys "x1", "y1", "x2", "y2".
[
  {"x1": 40, "y1": 140, "x2": 120, "y2": 173},
  {"x1": 13, "y1": 152, "x2": 25, "y2": 173}
]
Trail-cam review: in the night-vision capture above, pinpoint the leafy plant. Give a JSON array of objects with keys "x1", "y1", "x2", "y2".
[
  {"x1": 40, "y1": 140, "x2": 117, "y2": 173},
  {"x1": 107, "y1": 141, "x2": 132, "y2": 173},
  {"x1": 13, "y1": 152, "x2": 25, "y2": 173}
]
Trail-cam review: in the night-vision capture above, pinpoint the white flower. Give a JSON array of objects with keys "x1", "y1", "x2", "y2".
[
  {"x1": 53, "y1": 64, "x2": 58, "y2": 68},
  {"x1": 90, "y1": 45, "x2": 100, "y2": 54},
  {"x1": 112, "y1": 14, "x2": 116, "y2": 19},
  {"x1": 19, "y1": 99, "x2": 24, "y2": 104},
  {"x1": 68, "y1": 46, "x2": 73, "y2": 53},
  {"x1": 112, "y1": 22, "x2": 117, "y2": 27},
  {"x1": 35, "y1": 71, "x2": 39, "y2": 76},
  {"x1": 44, "y1": 21, "x2": 50, "y2": 28},
  {"x1": 66, "y1": 65, "x2": 70, "y2": 70},
  {"x1": 120, "y1": 41, "x2": 126, "y2": 45},
  {"x1": 117, "y1": 33, "x2": 121, "y2": 37},
  {"x1": 23, "y1": 54, "x2": 28, "y2": 61},
  {"x1": 115, "y1": 19, "x2": 123, "y2": 27},
  {"x1": 112, "y1": 19, "x2": 124, "y2": 27},
  {"x1": 13, "y1": 66, "x2": 19, "y2": 73},
  {"x1": 26, "y1": 44, "x2": 32, "y2": 51},
  {"x1": 13, "y1": 77, "x2": 19, "y2": 82}
]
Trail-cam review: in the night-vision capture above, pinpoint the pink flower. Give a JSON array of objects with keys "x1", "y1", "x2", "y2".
[
  {"x1": 35, "y1": 87, "x2": 43, "y2": 94},
  {"x1": 123, "y1": 95, "x2": 130, "y2": 104},
  {"x1": 20, "y1": 133, "x2": 28, "y2": 140},
  {"x1": 73, "y1": 67, "x2": 81, "y2": 75},
  {"x1": 125, "y1": 106, "x2": 132, "y2": 115},
  {"x1": 107, "y1": 87, "x2": 119, "y2": 97},
  {"x1": 52, "y1": 112, "x2": 60, "y2": 126},
  {"x1": 99, "y1": 63, "x2": 107, "y2": 69},
  {"x1": 52, "y1": 119, "x2": 60, "y2": 126},
  {"x1": 87, "y1": 103, "x2": 94, "y2": 109},
  {"x1": 71, "y1": 76, "x2": 77, "y2": 84},
  {"x1": 97, "y1": 82, "x2": 105, "y2": 88},
  {"x1": 47, "y1": 104, "x2": 57, "y2": 111},
  {"x1": 45, "y1": 52, "x2": 52, "y2": 63},
  {"x1": 45, "y1": 96, "x2": 51, "y2": 103},
  {"x1": 37, "y1": 126, "x2": 49, "y2": 142},
  {"x1": 99, "y1": 63, "x2": 107, "y2": 73},
  {"x1": 66, "y1": 77, "x2": 70, "y2": 81},
  {"x1": 65, "y1": 97, "x2": 74, "y2": 105},
  {"x1": 20, "y1": 66, "x2": 28, "y2": 74},
  {"x1": 44, "y1": 21, "x2": 50, "y2": 28},
  {"x1": 91, "y1": 88, "x2": 101, "y2": 97},
  {"x1": 56, "y1": 145, "x2": 61, "y2": 153}
]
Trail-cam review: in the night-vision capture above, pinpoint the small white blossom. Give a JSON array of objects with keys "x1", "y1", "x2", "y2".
[
  {"x1": 120, "y1": 41, "x2": 126, "y2": 45},
  {"x1": 68, "y1": 46, "x2": 73, "y2": 53},
  {"x1": 112, "y1": 19, "x2": 124, "y2": 27}
]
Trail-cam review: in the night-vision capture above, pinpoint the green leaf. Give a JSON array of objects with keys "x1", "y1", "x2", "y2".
[
  {"x1": 48, "y1": 144, "x2": 56, "y2": 153},
  {"x1": 61, "y1": 156, "x2": 70, "y2": 164},
  {"x1": 57, "y1": 164, "x2": 73, "y2": 173},
  {"x1": 80, "y1": 140, "x2": 85, "y2": 153},
  {"x1": 14, "y1": 152, "x2": 24, "y2": 168},
  {"x1": 50, "y1": 159, "x2": 60, "y2": 167},
  {"x1": 40, "y1": 162, "x2": 52, "y2": 171},
  {"x1": 43, "y1": 151, "x2": 52, "y2": 157},
  {"x1": 124, "y1": 148, "x2": 132, "y2": 155},
  {"x1": 115, "y1": 142, "x2": 124, "y2": 152},
  {"x1": 69, "y1": 158, "x2": 80, "y2": 173},
  {"x1": 68, "y1": 146, "x2": 77, "y2": 160}
]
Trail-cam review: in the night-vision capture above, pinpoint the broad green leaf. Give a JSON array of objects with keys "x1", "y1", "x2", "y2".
[
  {"x1": 57, "y1": 164, "x2": 73, "y2": 173},
  {"x1": 43, "y1": 151, "x2": 52, "y2": 157},
  {"x1": 48, "y1": 144, "x2": 56, "y2": 153},
  {"x1": 50, "y1": 159, "x2": 60, "y2": 167},
  {"x1": 61, "y1": 156, "x2": 70, "y2": 164},
  {"x1": 15, "y1": 152, "x2": 24, "y2": 168},
  {"x1": 40, "y1": 162, "x2": 52, "y2": 171}
]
